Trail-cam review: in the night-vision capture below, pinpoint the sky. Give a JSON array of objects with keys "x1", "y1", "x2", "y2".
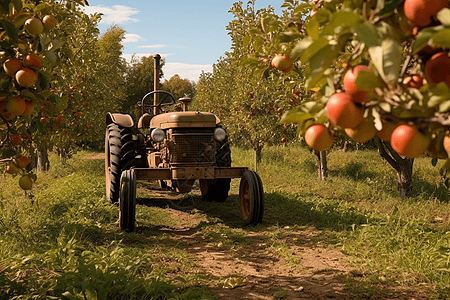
[{"x1": 83, "y1": 0, "x2": 285, "y2": 82}]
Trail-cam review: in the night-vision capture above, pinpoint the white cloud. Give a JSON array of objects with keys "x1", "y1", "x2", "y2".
[
  {"x1": 122, "y1": 53, "x2": 212, "y2": 82},
  {"x1": 123, "y1": 33, "x2": 143, "y2": 44},
  {"x1": 164, "y1": 62, "x2": 212, "y2": 82},
  {"x1": 83, "y1": 5, "x2": 139, "y2": 25},
  {"x1": 137, "y1": 44, "x2": 166, "y2": 49}
]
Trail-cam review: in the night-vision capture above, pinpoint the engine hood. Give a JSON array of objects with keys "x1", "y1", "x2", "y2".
[{"x1": 150, "y1": 111, "x2": 220, "y2": 129}]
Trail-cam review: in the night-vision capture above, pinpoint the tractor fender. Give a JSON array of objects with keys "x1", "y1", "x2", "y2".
[{"x1": 106, "y1": 113, "x2": 134, "y2": 128}]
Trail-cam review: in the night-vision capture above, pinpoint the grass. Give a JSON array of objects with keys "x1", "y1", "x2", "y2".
[{"x1": 2, "y1": 145, "x2": 450, "y2": 298}]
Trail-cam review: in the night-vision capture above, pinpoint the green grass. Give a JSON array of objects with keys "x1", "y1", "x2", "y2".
[{"x1": 2, "y1": 146, "x2": 450, "y2": 298}]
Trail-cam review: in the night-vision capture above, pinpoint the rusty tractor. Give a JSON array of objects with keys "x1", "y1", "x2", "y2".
[{"x1": 105, "y1": 54, "x2": 264, "y2": 231}]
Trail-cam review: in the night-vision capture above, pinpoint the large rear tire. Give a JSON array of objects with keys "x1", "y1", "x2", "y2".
[
  {"x1": 119, "y1": 170, "x2": 136, "y2": 232},
  {"x1": 105, "y1": 123, "x2": 135, "y2": 204},
  {"x1": 200, "y1": 129, "x2": 231, "y2": 202}
]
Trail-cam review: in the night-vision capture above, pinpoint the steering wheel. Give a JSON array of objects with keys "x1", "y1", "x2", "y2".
[{"x1": 141, "y1": 90, "x2": 176, "y2": 115}]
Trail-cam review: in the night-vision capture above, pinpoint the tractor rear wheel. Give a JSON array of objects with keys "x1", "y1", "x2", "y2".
[
  {"x1": 200, "y1": 130, "x2": 231, "y2": 202},
  {"x1": 105, "y1": 123, "x2": 135, "y2": 204}
]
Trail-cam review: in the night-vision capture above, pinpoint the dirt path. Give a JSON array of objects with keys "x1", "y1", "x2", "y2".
[
  {"x1": 156, "y1": 207, "x2": 429, "y2": 300},
  {"x1": 94, "y1": 152, "x2": 429, "y2": 299},
  {"x1": 185, "y1": 229, "x2": 354, "y2": 299}
]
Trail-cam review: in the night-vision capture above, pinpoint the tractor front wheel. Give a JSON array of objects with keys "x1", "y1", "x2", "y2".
[
  {"x1": 239, "y1": 170, "x2": 264, "y2": 225},
  {"x1": 119, "y1": 169, "x2": 136, "y2": 232}
]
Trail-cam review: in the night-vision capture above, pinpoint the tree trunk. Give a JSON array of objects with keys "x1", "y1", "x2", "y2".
[
  {"x1": 253, "y1": 140, "x2": 263, "y2": 172},
  {"x1": 58, "y1": 148, "x2": 69, "y2": 164},
  {"x1": 375, "y1": 137, "x2": 413, "y2": 198},
  {"x1": 37, "y1": 148, "x2": 50, "y2": 172},
  {"x1": 342, "y1": 140, "x2": 349, "y2": 152},
  {"x1": 397, "y1": 158, "x2": 413, "y2": 198},
  {"x1": 314, "y1": 150, "x2": 328, "y2": 180}
]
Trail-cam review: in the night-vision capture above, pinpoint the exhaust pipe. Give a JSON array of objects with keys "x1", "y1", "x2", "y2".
[{"x1": 153, "y1": 54, "x2": 161, "y2": 115}]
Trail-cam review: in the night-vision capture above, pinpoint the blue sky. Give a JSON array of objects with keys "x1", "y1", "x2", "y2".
[{"x1": 83, "y1": 1, "x2": 285, "y2": 82}]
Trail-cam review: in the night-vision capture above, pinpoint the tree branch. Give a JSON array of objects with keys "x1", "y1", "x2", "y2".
[{"x1": 375, "y1": 136, "x2": 399, "y2": 171}]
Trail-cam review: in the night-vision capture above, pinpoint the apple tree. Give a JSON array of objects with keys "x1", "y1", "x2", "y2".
[
  {"x1": 194, "y1": 1, "x2": 299, "y2": 167},
  {"x1": 27, "y1": 1, "x2": 103, "y2": 169},
  {"x1": 162, "y1": 74, "x2": 196, "y2": 101},
  {"x1": 0, "y1": 0, "x2": 91, "y2": 191},
  {"x1": 246, "y1": 0, "x2": 450, "y2": 197}
]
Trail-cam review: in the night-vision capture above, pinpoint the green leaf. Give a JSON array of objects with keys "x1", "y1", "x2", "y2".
[
  {"x1": 43, "y1": 50, "x2": 57, "y2": 64},
  {"x1": 243, "y1": 36, "x2": 250, "y2": 48},
  {"x1": 34, "y1": 3, "x2": 50, "y2": 12},
  {"x1": 0, "y1": 0, "x2": 9, "y2": 12},
  {"x1": 0, "y1": 20, "x2": 18, "y2": 43},
  {"x1": 377, "y1": 0, "x2": 404, "y2": 16},
  {"x1": 352, "y1": 22, "x2": 380, "y2": 47},
  {"x1": 2, "y1": 149, "x2": 16, "y2": 159},
  {"x1": 369, "y1": 39, "x2": 402, "y2": 87},
  {"x1": 21, "y1": 89, "x2": 38, "y2": 100},
  {"x1": 382, "y1": 39, "x2": 402, "y2": 86},
  {"x1": 321, "y1": 10, "x2": 362, "y2": 35},
  {"x1": 314, "y1": 8, "x2": 332, "y2": 25},
  {"x1": 432, "y1": 157, "x2": 439, "y2": 167},
  {"x1": 354, "y1": 70, "x2": 381, "y2": 90},
  {"x1": 38, "y1": 72, "x2": 49, "y2": 90},
  {"x1": 11, "y1": 0, "x2": 22, "y2": 12},
  {"x1": 277, "y1": 31, "x2": 301, "y2": 43},
  {"x1": 13, "y1": 13, "x2": 32, "y2": 28},
  {"x1": 428, "y1": 82, "x2": 450, "y2": 107},
  {"x1": 439, "y1": 100, "x2": 450, "y2": 112},
  {"x1": 306, "y1": 45, "x2": 338, "y2": 90},
  {"x1": 300, "y1": 37, "x2": 328, "y2": 63},
  {"x1": 1, "y1": 76, "x2": 11, "y2": 90},
  {"x1": 306, "y1": 16, "x2": 320, "y2": 40},
  {"x1": 261, "y1": 16, "x2": 270, "y2": 33},
  {"x1": 413, "y1": 27, "x2": 439, "y2": 54},
  {"x1": 290, "y1": 37, "x2": 313, "y2": 61},
  {"x1": 437, "y1": 8, "x2": 450, "y2": 26},
  {"x1": 280, "y1": 108, "x2": 314, "y2": 124},
  {"x1": 48, "y1": 39, "x2": 65, "y2": 51},
  {"x1": 294, "y1": 3, "x2": 314, "y2": 15},
  {"x1": 430, "y1": 29, "x2": 450, "y2": 48},
  {"x1": 254, "y1": 36, "x2": 264, "y2": 51}
]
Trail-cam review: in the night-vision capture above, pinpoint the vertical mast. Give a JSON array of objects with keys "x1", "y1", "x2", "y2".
[{"x1": 153, "y1": 54, "x2": 161, "y2": 115}]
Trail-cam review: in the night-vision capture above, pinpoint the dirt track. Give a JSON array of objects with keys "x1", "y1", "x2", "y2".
[{"x1": 149, "y1": 207, "x2": 429, "y2": 300}]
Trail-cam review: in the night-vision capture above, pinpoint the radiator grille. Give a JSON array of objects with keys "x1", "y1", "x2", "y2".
[{"x1": 169, "y1": 130, "x2": 215, "y2": 164}]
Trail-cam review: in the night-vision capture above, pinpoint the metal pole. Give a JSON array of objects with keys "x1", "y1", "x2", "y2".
[{"x1": 153, "y1": 54, "x2": 161, "y2": 115}]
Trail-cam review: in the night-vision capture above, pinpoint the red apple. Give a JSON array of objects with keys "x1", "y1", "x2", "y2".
[
  {"x1": 24, "y1": 17, "x2": 44, "y2": 35},
  {"x1": 15, "y1": 68, "x2": 37, "y2": 87},
  {"x1": 23, "y1": 54, "x2": 42, "y2": 69},
  {"x1": 326, "y1": 92, "x2": 364, "y2": 129},
  {"x1": 304, "y1": 124, "x2": 334, "y2": 151},
  {"x1": 3, "y1": 58, "x2": 22, "y2": 77},
  {"x1": 271, "y1": 54, "x2": 293, "y2": 73},
  {"x1": 390, "y1": 124, "x2": 431, "y2": 158},
  {"x1": 42, "y1": 15, "x2": 57, "y2": 30}
]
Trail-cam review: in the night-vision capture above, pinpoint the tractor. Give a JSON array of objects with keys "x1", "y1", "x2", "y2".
[{"x1": 105, "y1": 54, "x2": 264, "y2": 231}]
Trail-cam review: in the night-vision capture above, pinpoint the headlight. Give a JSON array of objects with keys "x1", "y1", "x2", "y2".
[
  {"x1": 214, "y1": 127, "x2": 227, "y2": 142},
  {"x1": 151, "y1": 128, "x2": 165, "y2": 142}
]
